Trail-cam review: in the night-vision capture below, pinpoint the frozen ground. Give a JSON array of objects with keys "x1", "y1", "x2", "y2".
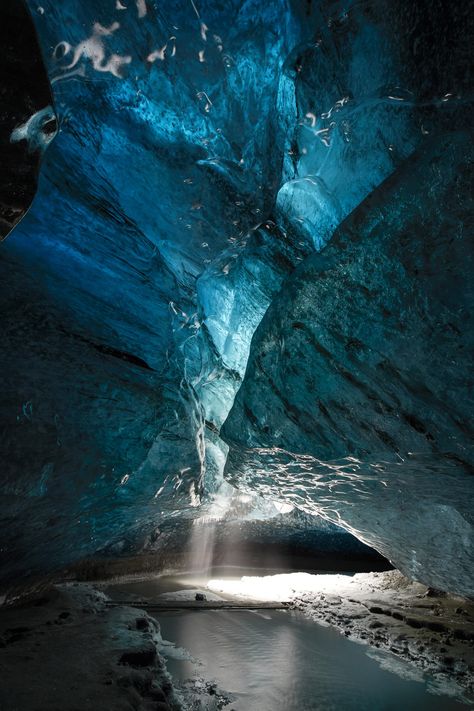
[
  {"x1": 0, "y1": 583, "x2": 181, "y2": 711},
  {"x1": 1, "y1": 572, "x2": 473, "y2": 709}
]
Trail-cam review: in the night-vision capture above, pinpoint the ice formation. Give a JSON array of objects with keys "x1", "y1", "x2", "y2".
[
  {"x1": 0, "y1": 0, "x2": 472, "y2": 593},
  {"x1": 223, "y1": 133, "x2": 474, "y2": 596}
]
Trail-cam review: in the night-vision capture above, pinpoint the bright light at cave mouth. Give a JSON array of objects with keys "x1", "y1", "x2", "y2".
[{"x1": 207, "y1": 572, "x2": 350, "y2": 602}]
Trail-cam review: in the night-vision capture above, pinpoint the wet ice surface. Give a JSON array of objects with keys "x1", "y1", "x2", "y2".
[{"x1": 157, "y1": 609, "x2": 468, "y2": 711}]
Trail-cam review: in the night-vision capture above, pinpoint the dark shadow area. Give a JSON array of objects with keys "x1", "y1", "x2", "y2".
[{"x1": 0, "y1": 0, "x2": 54, "y2": 238}]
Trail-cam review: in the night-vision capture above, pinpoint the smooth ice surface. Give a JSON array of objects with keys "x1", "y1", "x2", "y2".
[{"x1": 0, "y1": 0, "x2": 473, "y2": 588}]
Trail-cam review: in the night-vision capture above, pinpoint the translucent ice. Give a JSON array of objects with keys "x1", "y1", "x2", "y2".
[{"x1": 0, "y1": 0, "x2": 472, "y2": 589}]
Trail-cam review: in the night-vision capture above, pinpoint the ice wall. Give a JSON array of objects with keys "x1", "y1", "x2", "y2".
[
  {"x1": 0, "y1": 0, "x2": 312, "y2": 581},
  {"x1": 0, "y1": 0, "x2": 472, "y2": 589},
  {"x1": 223, "y1": 132, "x2": 474, "y2": 597},
  {"x1": 220, "y1": 0, "x2": 474, "y2": 596}
]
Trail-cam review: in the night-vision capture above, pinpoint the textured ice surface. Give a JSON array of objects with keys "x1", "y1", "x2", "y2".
[
  {"x1": 0, "y1": 0, "x2": 312, "y2": 580},
  {"x1": 223, "y1": 133, "x2": 474, "y2": 596},
  {"x1": 0, "y1": 0, "x2": 473, "y2": 587}
]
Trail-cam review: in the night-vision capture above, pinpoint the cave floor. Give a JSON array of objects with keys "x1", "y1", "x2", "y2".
[
  {"x1": 155, "y1": 607, "x2": 467, "y2": 710},
  {"x1": 0, "y1": 584, "x2": 181, "y2": 711},
  {"x1": 0, "y1": 570, "x2": 473, "y2": 710},
  {"x1": 291, "y1": 569, "x2": 474, "y2": 701},
  {"x1": 102, "y1": 568, "x2": 474, "y2": 708}
]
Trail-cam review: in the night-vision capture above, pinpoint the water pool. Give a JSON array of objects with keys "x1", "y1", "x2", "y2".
[
  {"x1": 105, "y1": 573, "x2": 471, "y2": 709},
  {"x1": 156, "y1": 607, "x2": 469, "y2": 710}
]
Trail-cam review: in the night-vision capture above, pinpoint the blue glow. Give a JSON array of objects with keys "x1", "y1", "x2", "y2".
[{"x1": 0, "y1": 0, "x2": 472, "y2": 592}]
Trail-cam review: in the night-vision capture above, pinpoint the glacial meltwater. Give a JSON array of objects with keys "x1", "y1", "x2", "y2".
[
  {"x1": 106, "y1": 574, "x2": 471, "y2": 710},
  {"x1": 157, "y1": 609, "x2": 468, "y2": 711}
]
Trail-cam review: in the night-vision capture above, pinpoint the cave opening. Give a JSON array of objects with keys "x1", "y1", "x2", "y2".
[{"x1": 0, "y1": 0, "x2": 473, "y2": 709}]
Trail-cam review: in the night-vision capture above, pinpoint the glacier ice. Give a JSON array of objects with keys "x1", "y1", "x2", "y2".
[
  {"x1": 0, "y1": 0, "x2": 473, "y2": 590},
  {"x1": 222, "y1": 132, "x2": 474, "y2": 597},
  {"x1": 0, "y1": 0, "x2": 313, "y2": 581}
]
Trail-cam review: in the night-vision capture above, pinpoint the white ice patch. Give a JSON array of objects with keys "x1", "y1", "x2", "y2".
[
  {"x1": 367, "y1": 649, "x2": 426, "y2": 683},
  {"x1": 136, "y1": 0, "x2": 147, "y2": 18},
  {"x1": 10, "y1": 106, "x2": 56, "y2": 153},
  {"x1": 148, "y1": 46, "x2": 167, "y2": 62},
  {"x1": 158, "y1": 638, "x2": 200, "y2": 664},
  {"x1": 55, "y1": 23, "x2": 131, "y2": 79}
]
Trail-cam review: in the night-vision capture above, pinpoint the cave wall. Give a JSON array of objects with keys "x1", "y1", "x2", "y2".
[
  {"x1": 223, "y1": 131, "x2": 474, "y2": 596},
  {"x1": 0, "y1": 0, "x2": 472, "y2": 591},
  {"x1": 0, "y1": 0, "x2": 314, "y2": 581}
]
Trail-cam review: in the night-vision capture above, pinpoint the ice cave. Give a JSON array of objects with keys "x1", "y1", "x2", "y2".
[{"x1": 0, "y1": 0, "x2": 473, "y2": 709}]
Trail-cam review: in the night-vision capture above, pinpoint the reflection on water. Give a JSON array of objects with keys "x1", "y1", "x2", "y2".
[
  {"x1": 157, "y1": 609, "x2": 468, "y2": 711},
  {"x1": 104, "y1": 574, "x2": 470, "y2": 709}
]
